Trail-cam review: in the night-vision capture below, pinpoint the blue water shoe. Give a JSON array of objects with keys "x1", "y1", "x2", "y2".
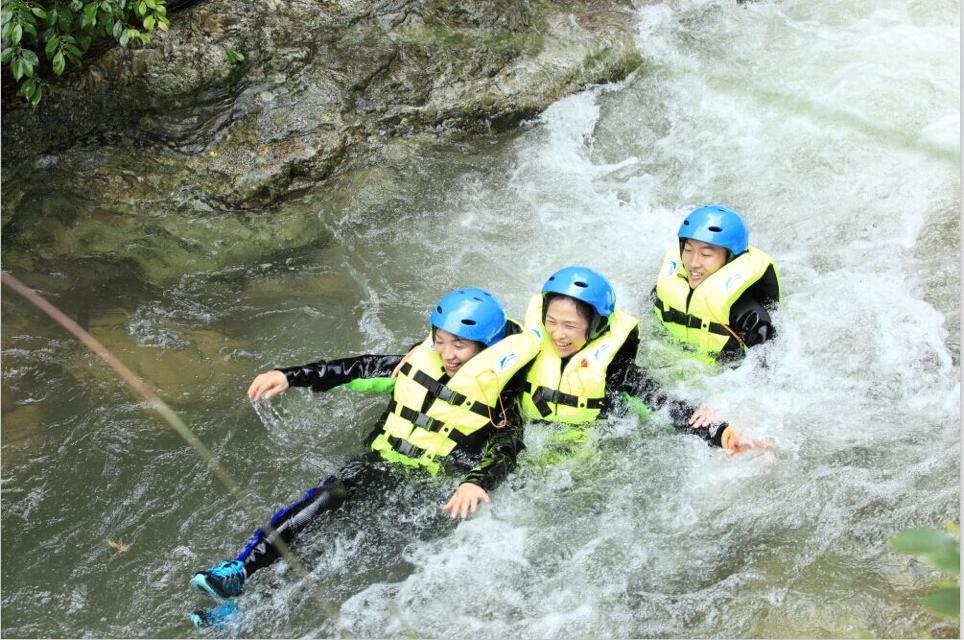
[
  {"x1": 190, "y1": 560, "x2": 246, "y2": 599},
  {"x1": 191, "y1": 600, "x2": 238, "y2": 631}
]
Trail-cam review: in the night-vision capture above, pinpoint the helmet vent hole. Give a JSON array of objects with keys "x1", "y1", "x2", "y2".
[
  {"x1": 461, "y1": 319, "x2": 477, "y2": 326},
  {"x1": 708, "y1": 225, "x2": 722, "y2": 232},
  {"x1": 436, "y1": 305, "x2": 443, "y2": 313},
  {"x1": 574, "y1": 280, "x2": 588, "y2": 288},
  {"x1": 472, "y1": 297, "x2": 483, "y2": 302}
]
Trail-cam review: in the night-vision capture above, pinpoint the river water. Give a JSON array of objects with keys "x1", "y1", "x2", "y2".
[{"x1": 2, "y1": 0, "x2": 959, "y2": 637}]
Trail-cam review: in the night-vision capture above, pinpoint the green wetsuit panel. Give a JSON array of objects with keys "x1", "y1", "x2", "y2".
[
  {"x1": 344, "y1": 377, "x2": 396, "y2": 394},
  {"x1": 621, "y1": 391, "x2": 653, "y2": 422}
]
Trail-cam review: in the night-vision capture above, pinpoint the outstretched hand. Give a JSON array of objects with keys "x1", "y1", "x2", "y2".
[
  {"x1": 247, "y1": 370, "x2": 289, "y2": 401},
  {"x1": 688, "y1": 405, "x2": 718, "y2": 428},
  {"x1": 442, "y1": 482, "x2": 491, "y2": 520},
  {"x1": 721, "y1": 426, "x2": 775, "y2": 455}
]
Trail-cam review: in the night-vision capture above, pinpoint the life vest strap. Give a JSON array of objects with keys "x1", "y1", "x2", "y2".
[
  {"x1": 387, "y1": 434, "x2": 423, "y2": 458},
  {"x1": 386, "y1": 399, "x2": 445, "y2": 431},
  {"x1": 653, "y1": 302, "x2": 730, "y2": 337},
  {"x1": 399, "y1": 362, "x2": 494, "y2": 420},
  {"x1": 529, "y1": 384, "x2": 603, "y2": 418},
  {"x1": 385, "y1": 400, "x2": 483, "y2": 449},
  {"x1": 384, "y1": 426, "x2": 471, "y2": 460}
]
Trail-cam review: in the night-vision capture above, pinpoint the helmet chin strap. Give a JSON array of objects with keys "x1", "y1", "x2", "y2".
[{"x1": 588, "y1": 314, "x2": 610, "y2": 340}]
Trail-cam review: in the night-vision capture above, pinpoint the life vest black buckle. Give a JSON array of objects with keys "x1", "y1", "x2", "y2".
[
  {"x1": 436, "y1": 385, "x2": 466, "y2": 405},
  {"x1": 530, "y1": 385, "x2": 559, "y2": 418},
  {"x1": 532, "y1": 385, "x2": 559, "y2": 405},
  {"x1": 413, "y1": 413, "x2": 434, "y2": 428}
]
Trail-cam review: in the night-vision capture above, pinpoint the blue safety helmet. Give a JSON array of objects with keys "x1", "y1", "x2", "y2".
[
  {"x1": 678, "y1": 205, "x2": 749, "y2": 256},
  {"x1": 429, "y1": 287, "x2": 507, "y2": 347},
  {"x1": 542, "y1": 266, "x2": 616, "y2": 340}
]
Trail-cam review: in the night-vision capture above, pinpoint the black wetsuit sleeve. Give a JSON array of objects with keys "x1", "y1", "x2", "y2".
[
  {"x1": 604, "y1": 327, "x2": 642, "y2": 399},
  {"x1": 719, "y1": 263, "x2": 780, "y2": 362},
  {"x1": 606, "y1": 327, "x2": 687, "y2": 421},
  {"x1": 609, "y1": 337, "x2": 725, "y2": 447},
  {"x1": 717, "y1": 293, "x2": 777, "y2": 365},
  {"x1": 279, "y1": 354, "x2": 404, "y2": 392},
  {"x1": 459, "y1": 366, "x2": 529, "y2": 492},
  {"x1": 730, "y1": 295, "x2": 776, "y2": 348}
]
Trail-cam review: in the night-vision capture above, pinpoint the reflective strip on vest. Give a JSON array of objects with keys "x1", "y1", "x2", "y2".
[
  {"x1": 653, "y1": 244, "x2": 776, "y2": 358},
  {"x1": 521, "y1": 294, "x2": 639, "y2": 424},
  {"x1": 370, "y1": 325, "x2": 540, "y2": 471}
]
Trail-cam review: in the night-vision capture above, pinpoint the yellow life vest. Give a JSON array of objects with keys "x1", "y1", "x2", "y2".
[
  {"x1": 370, "y1": 325, "x2": 540, "y2": 474},
  {"x1": 520, "y1": 294, "x2": 639, "y2": 424},
  {"x1": 653, "y1": 244, "x2": 778, "y2": 361}
]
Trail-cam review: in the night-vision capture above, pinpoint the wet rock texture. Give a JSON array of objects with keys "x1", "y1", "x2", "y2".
[{"x1": 1, "y1": 0, "x2": 643, "y2": 284}]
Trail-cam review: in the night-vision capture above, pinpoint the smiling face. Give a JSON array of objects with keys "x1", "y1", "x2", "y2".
[
  {"x1": 544, "y1": 296, "x2": 591, "y2": 359},
  {"x1": 681, "y1": 238, "x2": 729, "y2": 289},
  {"x1": 433, "y1": 328, "x2": 482, "y2": 376}
]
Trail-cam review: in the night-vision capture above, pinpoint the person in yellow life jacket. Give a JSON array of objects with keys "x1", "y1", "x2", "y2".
[
  {"x1": 187, "y1": 288, "x2": 538, "y2": 628},
  {"x1": 652, "y1": 205, "x2": 781, "y2": 365},
  {"x1": 522, "y1": 266, "x2": 752, "y2": 452}
]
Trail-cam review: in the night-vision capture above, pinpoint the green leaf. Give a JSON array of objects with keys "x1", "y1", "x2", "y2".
[
  {"x1": 1, "y1": 19, "x2": 12, "y2": 40},
  {"x1": 0, "y1": 47, "x2": 12, "y2": 63},
  {"x1": 21, "y1": 18, "x2": 35, "y2": 39},
  {"x1": 155, "y1": 4, "x2": 165, "y2": 15},
  {"x1": 925, "y1": 585, "x2": 960, "y2": 619},
  {"x1": 30, "y1": 6, "x2": 47, "y2": 19},
  {"x1": 51, "y1": 50, "x2": 63, "y2": 74},
  {"x1": 143, "y1": 14, "x2": 153, "y2": 31},
  {"x1": 44, "y1": 34, "x2": 58, "y2": 56},
  {"x1": 12, "y1": 21, "x2": 21, "y2": 44},
  {"x1": 82, "y1": 2, "x2": 96, "y2": 27},
  {"x1": 930, "y1": 544, "x2": 961, "y2": 574},
  {"x1": 136, "y1": 0, "x2": 145, "y2": 16},
  {"x1": 225, "y1": 47, "x2": 244, "y2": 63},
  {"x1": 891, "y1": 528, "x2": 955, "y2": 555},
  {"x1": 890, "y1": 528, "x2": 961, "y2": 573},
  {"x1": 29, "y1": 82, "x2": 41, "y2": 105},
  {"x1": 157, "y1": 17, "x2": 167, "y2": 31},
  {"x1": 69, "y1": 0, "x2": 82, "y2": 11},
  {"x1": 21, "y1": 46, "x2": 37, "y2": 66},
  {"x1": 11, "y1": 55, "x2": 23, "y2": 79},
  {"x1": 57, "y1": 8, "x2": 72, "y2": 30},
  {"x1": 112, "y1": 19, "x2": 121, "y2": 38},
  {"x1": 118, "y1": 28, "x2": 128, "y2": 46},
  {"x1": 1, "y1": 10, "x2": 12, "y2": 27},
  {"x1": 66, "y1": 43, "x2": 82, "y2": 60},
  {"x1": 20, "y1": 76, "x2": 35, "y2": 99}
]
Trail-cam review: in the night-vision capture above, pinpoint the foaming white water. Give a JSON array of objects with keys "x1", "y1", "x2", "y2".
[{"x1": 335, "y1": 1, "x2": 959, "y2": 638}]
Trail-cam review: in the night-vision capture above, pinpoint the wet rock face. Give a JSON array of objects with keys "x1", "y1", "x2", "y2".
[{"x1": 1, "y1": 0, "x2": 643, "y2": 284}]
